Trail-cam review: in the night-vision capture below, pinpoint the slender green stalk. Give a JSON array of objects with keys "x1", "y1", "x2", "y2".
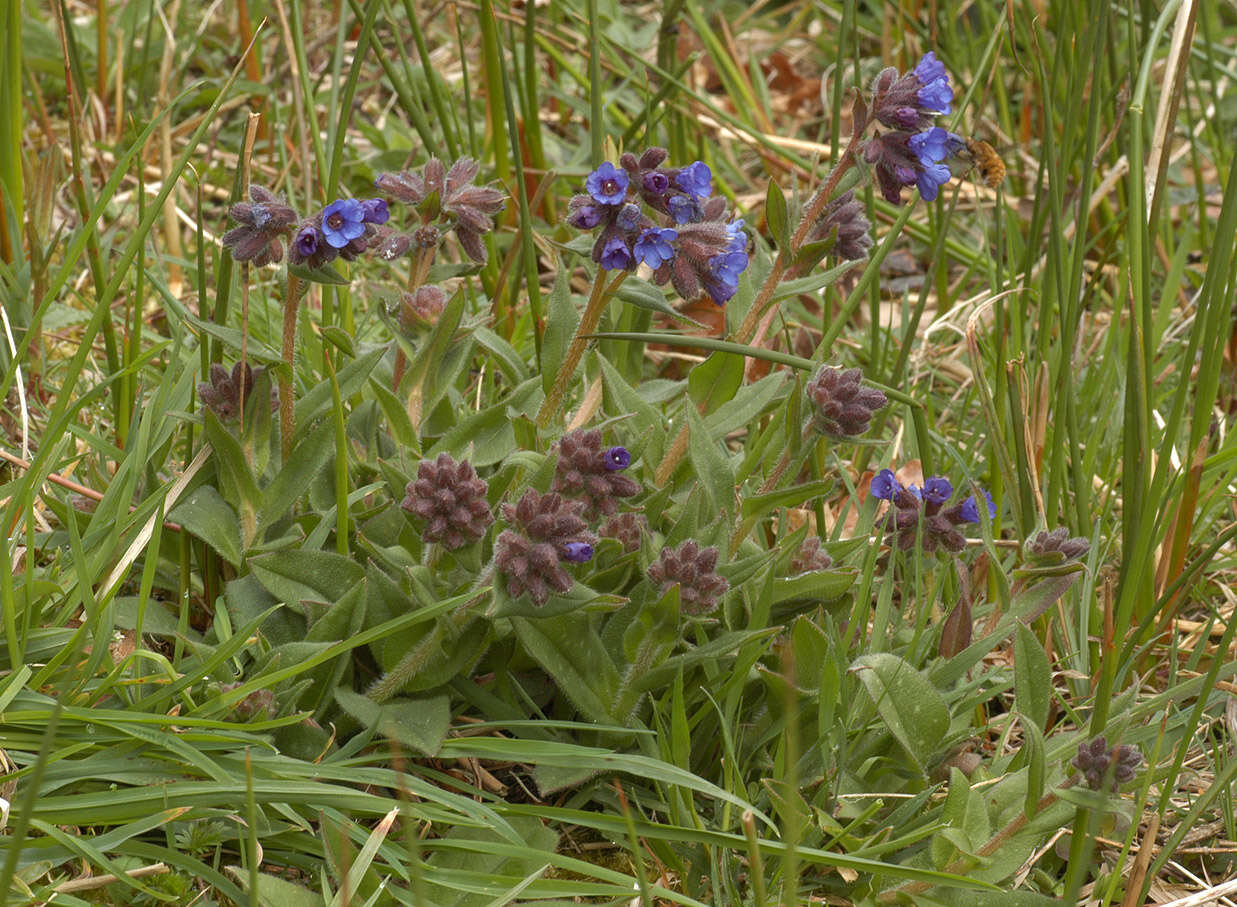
[
  {"x1": 0, "y1": 0, "x2": 23, "y2": 264},
  {"x1": 280, "y1": 275, "x2": 306, "y2": 462}
]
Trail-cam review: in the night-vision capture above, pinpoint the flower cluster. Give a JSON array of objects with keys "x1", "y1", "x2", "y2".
[
  {"x1": 870, "y1": 469, "x2": 996, "y2": 554},
  {"x1": 400, "y1": 453, "x2": 495, "y2": 550},
  {"x1": 648, "y1": 540, "x2": 729, "y2": 615},
  {"x1": 551, "y1": 429, "x2": 641, "y2": 517},
  {"x1": 862, "y1": 53, "x2": 961, "y2": 204},
  {"x1": 198, "y1": 361, "x2": 277, "y2": 423},
  {"x1": 289, "y1": 197, "x2": 397, "y2": 269},
  {"x1": 1072, "y1": 737, "x2": 1143, "y2": 792},
  {"x1": 567, "y1": 148, "x2": 750, "y2": 304},
  {"x1": 805, "y1": 366, "x2": 888, "y2": 437},
  {"x1": 495, "y1": 490, "x2": 598, "y2": 606},
  {"x1": 221, "y1": 183, "x2": 406, "y2": 271},
  {"x1": 375, "y1": 157, "x2": 506, "y2": 264}
]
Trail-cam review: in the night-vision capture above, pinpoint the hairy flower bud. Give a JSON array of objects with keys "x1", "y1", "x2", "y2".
[
  {"x1": 789, "y1": 536, "x2": 833, "y2": 575},
  {"x1": 600, "y1": 512, "x2": 648, "y2": 552},
  {"x1": 221, "y1": 185, "x2": 298, "y2": 266}
]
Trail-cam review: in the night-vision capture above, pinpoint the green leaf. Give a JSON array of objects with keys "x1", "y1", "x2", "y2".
[
  {"x1": 741, "y1": 479, "x2": 834, "y2": 520},
  {"x1": 249, "y1": 549, "x2": 365, "y2": 608},
  {"x1": 288, "y1": 261, "x2": 351, "y2": 286},
  {"x1": 320, "y1": 324, "x2": 355, "y2": 357},
  {"x1": 512, "y1": 614, "x2": 621, "y2": 725},
  {"x1": 851, "y1": 653, "x2": 949, "y2": 773},
  {"x1": 769, "y1": 569, "x2": 857, "y2": 607},
  {"x1": 686, "y1": 403, "x2": 735, "y2": 520},
  {"x1": 426, "y1": 378, "x2": 539, "y2": 467},
  {"x1": 258, "y1": 416, "x2": 337, "y2": 531},
  {"x1": 335, "y1": 688, "x2": 451, "y2": 757},
  {"x1": 224, "y1": 574, "x2": 303, "y2": 647},
  {"x1": 294, "y1": 346, "x2": 385, "y2": 442},
  {"x1": 1019, "y1": 718, "x2": 1047, "y2": 819},
  {"x1": 227, "y1": 868, "x2": 327, "y2": 907},
  {"x1": 704, "y1": 372, "x2": 785, "y2": 438},
  {"x1": 168, "y1": 485, "x2": 243, "y2": 566},
  {"x1": 367, "y1": 376, "x2": 419, "y2": 451},
  {"x1": 765, "y1": 177, "x2": 790, "y2": 251},
  {"x1": 687, "y1": 350, "x2": 743, "y2": 416},
  {"x1": 1013, "y1": 622, "x2": 1052, "y2": 731},
  {"x1": 203, "y1": 410, "x2": 261, "y2": 546},
  {"x1": 541, "y1": 268, "x2": 578, "y2": 399},
  {"x1": 616, "y1": 276, "x2": 699, "y2": 322}
]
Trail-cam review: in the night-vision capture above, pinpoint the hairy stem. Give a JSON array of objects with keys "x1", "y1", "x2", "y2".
[{"x1": 536, "y1": 269, "x2": 627, "y2": 428}]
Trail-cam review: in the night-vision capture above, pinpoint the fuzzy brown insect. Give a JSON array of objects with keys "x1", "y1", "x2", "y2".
[{"x1": 965, "y1": 138, "x2": 1006, "y2": 189}]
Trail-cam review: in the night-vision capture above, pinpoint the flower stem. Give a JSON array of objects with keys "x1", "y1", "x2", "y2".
[
  {"x1": 733, "y1": 131, "x2": 864, "y2": 352},
  {"x1": 536, "y1": 268, "x2": 628, "y2": 428},
  {"x1": 280, "y1": 274, "x2": 305, "y2": 462}
]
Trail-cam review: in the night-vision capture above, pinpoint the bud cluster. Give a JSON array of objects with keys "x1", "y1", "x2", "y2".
[
  {"x1": 805, "y1": 366, "x2": 888, "y2": 437},
  {"x1": 198, "y1": 361, "x2": 278, "y2": 423},
  {"x1": 494, "y1": 490, "x2": 599, "y2": 606},
  {"x1": 400, "y1": 453, "x2": 495, "y2": 551},
  {"x1": 1072, "y1": 737, "x2": 1143, "y2": 792},
  {"x1": 551, "y1": 429, "x2": 641, "y2": 517},
  {"x1": 375, "y1": 157, "x2": 506, "y2": 264},
  {"x1": 648, "y1": 540, "x2": 729, "y2": 615},
  {"x1": 1026, "y1": 528, "x2": 1090, "y2": 564}
]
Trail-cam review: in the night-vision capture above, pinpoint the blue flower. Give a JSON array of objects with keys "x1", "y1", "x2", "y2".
[
  {"x1": 603, "y1": 446, "x2": 631, "y2": 471},
  {"x1": 706, "y1": 249, "x2": 748, "y2": 303},
  {"x1": 675, "y1": 161, "x2": 712, "y2": 199},
  {"x1": 321, "y1": 199, "x2": 367, "y2": 249},
  {"x1": 921, "y1": 476, "x2": 953, "y2": 504},
  {"x1": 617, "y1": 203, "x2": 643, "y2": 232},
  {"x1": 567, "y1": 200, "x2": 603, "y2": 229},
  {"x1": 909, "y1": 128, "x2": 953, "y2": 201},
  {"x1": 726, "y1": 219, "x2": 747, "y2": 253},
  {"x1": 643, "y1": 171, "x2": 670, "y2": 194},
  {"x1": 910, "y1": 127, "x2": 950, "y2": 164},
  {"x1": 562, "y1": 541, "x2": 595, "y2": 563},
  {"x1": 633, "y1": 228, "x2": 677, "y2": 268},
  {"x1": 914, "y1": 52, "x2": 952, "y2": 114},
  {"x1": 668, "y1": 195, "x2": 701, "y2": 224},
  {"x1": 913, "y1": 51, "x2": 946, "y2": 85},
  {"x1": 585, "y1": 162, "x2": 629, "y2": 205},
  {"x1": 360, "y1": 198, "x2": 389, "y2": 224},
  {"x1": 599, "y1": 235, "x2": 634, "y2": 270},
  {"x1": 294, "y1": 225, "x2": 323, "y2": 259},
  {"x1": 916, "y1": 162, "x2": 951, "y2": 201},
  {"x1": 960, "y1": 489, "x2": 996, "y2": 524},
  {"x1": 871, "y1": 469, "x2": 899, "y2": 500}
]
